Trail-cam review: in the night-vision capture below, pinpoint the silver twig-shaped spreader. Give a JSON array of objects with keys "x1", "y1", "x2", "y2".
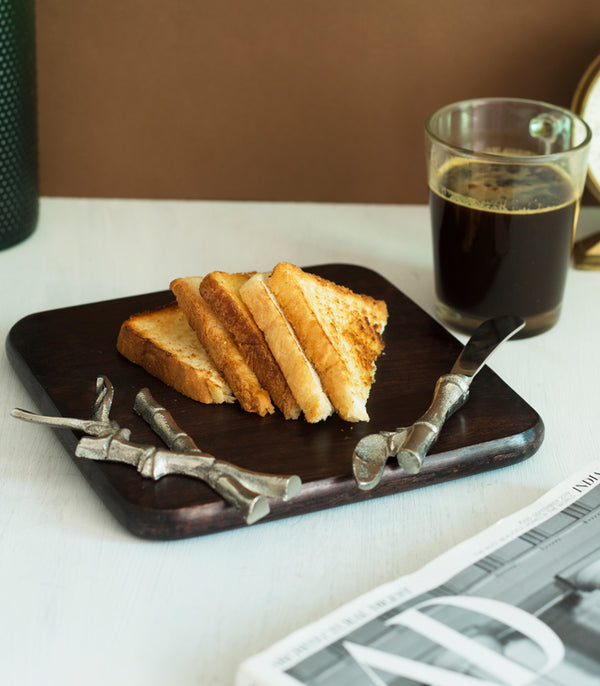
[
  {"x1": 11, "y1": 376, "x2": 302, "y2": 525},
  {"x1": 352, "y1": 315, "x2": 525, "y2": 490}
]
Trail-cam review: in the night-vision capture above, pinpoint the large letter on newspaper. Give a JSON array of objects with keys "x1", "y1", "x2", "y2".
[{"x1": 237, "y1": 463, "x2": 600, "y2": 685}]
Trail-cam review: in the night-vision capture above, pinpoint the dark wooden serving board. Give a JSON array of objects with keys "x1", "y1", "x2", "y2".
[{"x1": 6, "y1": 264, "x2": 543, "y2": 540}]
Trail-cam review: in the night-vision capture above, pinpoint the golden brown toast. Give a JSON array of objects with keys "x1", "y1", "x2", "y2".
[
  {"x1": 116, "y1": 302, "x2": 234, "y2": 404},
  {"x1": 240, "y1": 273, "x2": 333, "y2": 423},
  {"x1": 200, "y1": 271, "x2": 301, "y2": 420},
  {"x1": 170, "y1": 276, "x2": 274, "y2": 417},
  {"x1": 267, "y1": 263, "x2": 388, "y2": 422}
]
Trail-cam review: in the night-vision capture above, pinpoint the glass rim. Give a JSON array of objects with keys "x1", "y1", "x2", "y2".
[{"x1": 425, "y1": 97, "x2": 593, "y2": 162}]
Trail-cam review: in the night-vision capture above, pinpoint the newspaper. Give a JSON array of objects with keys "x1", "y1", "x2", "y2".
[{"x1": 236, "y1": 463, "x2": 600, "y2": 685}]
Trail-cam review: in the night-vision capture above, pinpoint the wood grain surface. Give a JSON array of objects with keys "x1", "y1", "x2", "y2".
[{"x1": 6, "y1": 264, "x2": 544, "y2": 539}]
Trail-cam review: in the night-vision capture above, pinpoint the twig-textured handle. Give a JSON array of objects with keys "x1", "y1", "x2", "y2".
[
  {"x1": 134, "y1": 388, "x2": 301, "y2": 502},
  {"x1": 134, "y1": 389, "x2": 201, "y2": 454},
  {"x1": 77, "y1": 433, "x2": 271, "y2": 525},
  {"x1": 142, "y1": 449, "x2": 270, "y2": 524},
  {"x1": 212, "y1": 462, "x2": 302, "y2": 501},
  {"x1": 134, "y1": 388, "x2": 275, "y2": 522},
  {"x1": 396, "y1": 374, "x2": 470, "y2": 474}
]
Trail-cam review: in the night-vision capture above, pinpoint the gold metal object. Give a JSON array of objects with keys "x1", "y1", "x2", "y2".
[
  {"x1": 572, "y1": 54, "x2": 600, "y2": 204},
  {"x1": 573, "y1": 231, "x2": 600, "y2": 270}
]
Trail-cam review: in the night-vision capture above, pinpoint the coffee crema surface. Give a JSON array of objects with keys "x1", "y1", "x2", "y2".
[{"x1": 431, "y1": 157, "x2": 576, "y2": 213}]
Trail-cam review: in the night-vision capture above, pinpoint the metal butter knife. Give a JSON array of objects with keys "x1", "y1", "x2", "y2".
[{"x1": 353, "y1": 314, "x2": 525, "y2": 489}]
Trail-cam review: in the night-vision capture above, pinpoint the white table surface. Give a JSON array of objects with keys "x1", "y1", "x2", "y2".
[{"x1": 1, "y1": 198, "x2": 598, "y2": 685}]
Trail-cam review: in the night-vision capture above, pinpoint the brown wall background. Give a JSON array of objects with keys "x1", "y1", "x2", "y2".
[{"x1": 35, "y1": 1, "x2": 600, "y2": 204}]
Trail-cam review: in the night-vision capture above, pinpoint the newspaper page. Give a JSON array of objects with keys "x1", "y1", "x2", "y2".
[{"x1": 236, "y1": 463, "x2": 600, "y2": 686}]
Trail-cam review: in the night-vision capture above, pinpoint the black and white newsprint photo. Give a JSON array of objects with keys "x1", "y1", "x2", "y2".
[{"x1": 237, "y1": 463, "x2": 600, "y2": 686}]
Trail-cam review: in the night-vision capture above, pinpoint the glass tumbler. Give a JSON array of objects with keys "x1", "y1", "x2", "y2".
[{"x1": 425, "y1": 98, "x2": 592, "y2": 337}]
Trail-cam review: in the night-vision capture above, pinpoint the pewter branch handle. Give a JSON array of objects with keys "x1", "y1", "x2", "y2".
[
  {"x1": 134, "y1": 389, "x2": 301, "y2": 501},
  {"x1": 201, "y1": 474, "x2": 269, "y2": 526},
  {"x1": 396, "y1": 374, "x2": 470, "y2": 475},
  {"x1": 143, "y1": 448, "x2": 269, "y2": 525},
  {"x1": 207, "y1": 461, "x2": 301, "y2": 502},
  {"x1": 133, "y1": 390, "x2": 273, "y2": 522},
  {"x1": 76, "y1": 434, "x2": 269, "y2": 525},
  {"x1": 133, "y1": 390, "x2": 205, "y2": 456},
  {"x1": 10, "y1": 408, "x2": 118, "y2": 437}
]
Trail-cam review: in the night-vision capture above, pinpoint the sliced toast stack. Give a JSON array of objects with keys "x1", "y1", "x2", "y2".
[{"x1": 117, "y1": 263, "x2": 388, "y2": 423}]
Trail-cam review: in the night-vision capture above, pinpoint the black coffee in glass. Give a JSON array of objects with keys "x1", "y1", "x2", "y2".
[
  {"x1": 429, "y1": 158, "x2": 578, "y2": 337},
  {"x1": 425, "y1": 98, "x2": 591, "y2": 337}
]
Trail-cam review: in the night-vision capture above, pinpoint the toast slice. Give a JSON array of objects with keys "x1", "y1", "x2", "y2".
[
  {"x1": 240, "y1": 273, "x2": 333, "y2": 423},
  {"x1": 116, "y1": 302, "x2": 234, "y2": 404},
  {"x1": 170, "y1": 276, "x2": 274, "y2": 417},
  {"x1": 267, "y1": 263, "x2": 388, "y2": 422},
  {"x1": 200, "y1": 271, "x2": 301, "y2": 420}
]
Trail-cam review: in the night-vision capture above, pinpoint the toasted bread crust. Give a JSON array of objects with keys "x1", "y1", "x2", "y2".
[
  {"x1": 200, "y1": 271, "x2": 301, "y2": 420},
  {"x1": 268, "y1": 263, "x2": 388, "y2": 422},
  {"x1": 116, "y1": 303, "x2": 234, "y2": 404},
  {"x1": 240, "y1": 273, "x2": 333, "y2": 423},
  {"x1": 170, "y1": 277, "x2": 274, "y2": 417}
]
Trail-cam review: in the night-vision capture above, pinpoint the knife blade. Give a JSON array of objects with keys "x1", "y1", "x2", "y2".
[
  {"x1": 133, "y1": 388, "x2": 302, "y2": 502},
  {"x1": 451, "y1": 314, "x2": 526, "y2": 377},
  {"x1": 395, "y1": 314, "x2": 525, "y2": 474},
  {"x1": 353, "y1": 314, "x2": 525, "y2": 488}
]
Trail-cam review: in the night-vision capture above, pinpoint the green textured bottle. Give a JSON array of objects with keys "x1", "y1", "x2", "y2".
[{"x1": 0, "y1": 0, "x2": 38, "y2": 250}]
